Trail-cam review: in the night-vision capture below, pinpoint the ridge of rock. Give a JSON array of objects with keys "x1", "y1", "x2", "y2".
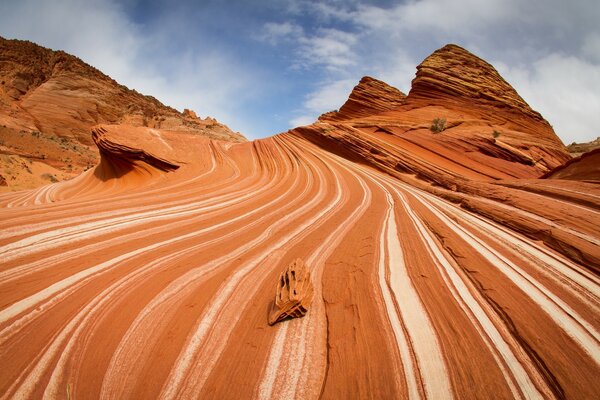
[
  {"x1": 319, "y1": 76, "x2": 406, "y2": 122},
  {"x1": 295, "y1": 44, "x2": 572, "y2": 200},
  {"x1": 543, "y1": 148, "x2": 600, "y2": 181},
  {"x1": 408, "y1": 44, "x2": 543, "y2": 121}
]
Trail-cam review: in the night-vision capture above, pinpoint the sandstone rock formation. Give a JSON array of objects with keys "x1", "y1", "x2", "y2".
[
  {"x1": 268, "y1": 259, "x2": 314, "y2": 325},
  {"x1": 0, "y1": 36, "x2": 245, "y2": 192},
  {"x1": 299, "y1": 45, "x2": 570, "y2": 184},
  {"x1": 92, "y1": 126, "x2": 180, "y2": 172},
  {"x1": 0, "y1": 43, "x2": 598, "y2": 400},
  {"x1": 319, "y1": 76, "x2": 406, "y2": 122},
  {"x1": 543, "y1": 148, "x2": 600, "y2": 181},
  {"x1": 410, "y1": 44, "x2": 542, "y2": 118}
]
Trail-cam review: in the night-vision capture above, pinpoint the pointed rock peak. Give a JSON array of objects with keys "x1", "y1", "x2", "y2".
[
  {"x1": 409, "y1": 44, "x2": 543, "y2": 120},
  {"x1": 182, "y1": 108, "x2": 199, "y2": 119},
  {"x1": 319, "y1": 76, "x2": 406, "y2": 122}
]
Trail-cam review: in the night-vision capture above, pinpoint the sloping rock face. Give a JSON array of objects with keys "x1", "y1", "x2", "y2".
[
  {"x1": 406, "y1": 44, "x2": 568, "y2": 168},
  {"x1": 543, "y1": 148, "x2": 600, "y2": 181},
  {"x1": 268, "y1": 259, "x2": 314, "y2": 325},
  {"x1": 0, "y1": 37, "x2": 245, "y2": 192},
  {"x1": 0, "y1": 43, "x2": 598, "y2": 400},
  {"x1": 319, "y1": 76, "x2": 406, "y2": 121}
]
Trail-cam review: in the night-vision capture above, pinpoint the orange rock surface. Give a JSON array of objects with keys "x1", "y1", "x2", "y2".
[
  {"x1": 0, "y1": 43, "x2": 598, "y2": 399},
  {"x1": 0, "y1": 37, "x2": 245, "y2": 192},
  {"x1": 543, "y1": 148, "x2": 600, "y2": 181}
]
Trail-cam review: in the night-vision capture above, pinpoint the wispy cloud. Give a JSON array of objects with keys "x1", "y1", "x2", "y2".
[
  {"x1": 258, "y1": 23, "x2": 358, "y2": 71},
  {"x1": 258, "y1": 22, "x2": 304, "y2": 45},
  {"x1": 296, "y1": 28, "x2": 358, "y2": 70},
  {"x1": 289, "y1": 78, "x2": 357, "y2": 126}
]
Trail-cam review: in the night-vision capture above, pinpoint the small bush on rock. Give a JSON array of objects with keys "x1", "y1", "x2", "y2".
[{"x1": 430, "y1": 118, "x2": 446, "y2": 133}]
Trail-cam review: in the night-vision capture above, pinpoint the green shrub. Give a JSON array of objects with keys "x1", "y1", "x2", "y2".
[
  {"x1": 41, "y1": 173, "x2": 58, "y2": 183},
  {"x1": 430, "y1": 118, "x2": 446, "y2": 133},
  {"x1": 492, "y1": 130, "x2": 501, "y2": 138}
]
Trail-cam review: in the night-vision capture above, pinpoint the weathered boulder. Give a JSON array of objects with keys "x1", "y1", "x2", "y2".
[{"x1": 268, "y1": 259, "x2": 314, "y2": 325}]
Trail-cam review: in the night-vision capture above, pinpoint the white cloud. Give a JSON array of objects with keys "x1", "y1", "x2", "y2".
[
  {"x1": 582, "y1": 33, "x2": 600, "y2": 63},
  {"x1": 369, "y1": 49, "x2": 418, "y2": 96},
  {"x1": 311, "y1": 2, "x2": 356, "y2": 22},
  {"x1": 289, "y1": 78, "x2": 356, "y2": 126},
  {"x1": 498, "y1": 54, "x2": 600, "y2": 144},
  {"x1": 356, "y1": 0, "x2": 514, "y2": 35},
  {"x1": 258, "y1": 22, "x2": 303, "y2": 45},
  {"x1": 289, "y1": 115, "x2": 316, "y2": 127},
  {"x1": 303, "y1": 78, "x2": 357, "y2": 112},
  {"x1": 260, "y1": 21, "x2": 359, "y2": 72},
  {"x1": 297, "y1": 29, "x2": 358, "y2": 70}
]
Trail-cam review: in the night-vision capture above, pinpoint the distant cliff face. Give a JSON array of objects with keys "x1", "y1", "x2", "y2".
[
  {"x1": 0, "y1": 37, "x2": 245, "y2": 191},
  {"x1": 567, "y1": 137, "x2": 600, "y2": 157}
]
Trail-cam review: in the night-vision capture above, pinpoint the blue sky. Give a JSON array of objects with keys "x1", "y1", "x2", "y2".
[{"x1": 1, "y1": 0, "x2": 599, "y2": 143}]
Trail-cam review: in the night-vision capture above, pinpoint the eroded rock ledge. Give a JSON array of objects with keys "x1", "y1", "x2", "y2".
[{"x1": 92, "y1": 125, "x2": 180, "y2": 172}]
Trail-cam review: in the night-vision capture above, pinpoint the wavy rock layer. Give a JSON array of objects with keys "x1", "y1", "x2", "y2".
[
  {"x1": 92, "y1": 126, "x2": 180, "y2": 173},
  {"x1": 0, "y1": 37, "x2": 245, "y2": 192},
  {"x1": 0, "y1": 44, "x2": 598, "y2": 399}
]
